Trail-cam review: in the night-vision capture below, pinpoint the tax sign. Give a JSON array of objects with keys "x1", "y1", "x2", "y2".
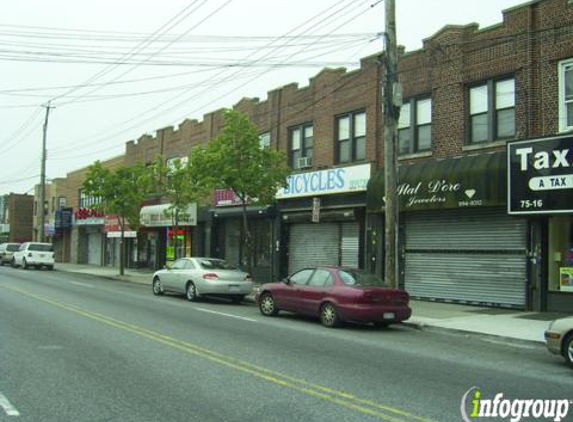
[{"x1": 507, "y1": 135, "x2": 573, "y2": 214}]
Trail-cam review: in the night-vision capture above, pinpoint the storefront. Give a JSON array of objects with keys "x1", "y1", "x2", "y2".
[
  {"x1": 508, "y1": 134, "x2": 573, "y2": 312},
  {"x1": 211, "y1": 190, "x2": 275, "y2": 283},
  {"x1": 104, "y1": 214, "x2": 137, "y2": 268},
  {"x1": 139, "y1": 203, "x2": 197, "y2": 269},
  {"x1": 71, "y1": 207, "x2": 105, "y2": 265},
  {"x1": 368, "y1": 152, "x2": 530, "y2": 309},
  {"x1": 276, "y1": 163, "x2": 370, "y2": 277}
]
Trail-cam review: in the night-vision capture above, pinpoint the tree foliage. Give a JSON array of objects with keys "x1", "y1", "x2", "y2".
[
  {"x1": 193, "y1": 109, "x2": 291, "y2": 275},
  {"x1": 82, "y1": 160, "x2": 155, "y2": 275}
]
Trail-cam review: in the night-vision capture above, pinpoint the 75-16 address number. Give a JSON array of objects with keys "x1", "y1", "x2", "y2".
[{"x1": 520, "y1": 199, "x2": 543, "y2": 209}]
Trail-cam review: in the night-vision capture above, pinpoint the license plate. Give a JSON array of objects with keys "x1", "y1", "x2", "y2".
[
  {"x1": 228, "y1": 285, "x2": 240, "y2": 293},
  {"x1": 383, "y1": 312, "x2": 395, "y2": 320}
]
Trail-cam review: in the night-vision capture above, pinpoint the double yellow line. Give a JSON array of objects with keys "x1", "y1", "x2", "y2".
[{"x1": 3, "y1": 285, "x2": 440, "y2": 422}]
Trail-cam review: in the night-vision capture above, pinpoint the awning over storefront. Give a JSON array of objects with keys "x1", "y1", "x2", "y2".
[
  {"x1": 140, "y1": 203, "x2": 197, "y2": 227},
  {"x1": 367, "y1": 151, "x2": 506, "y2": 212}
]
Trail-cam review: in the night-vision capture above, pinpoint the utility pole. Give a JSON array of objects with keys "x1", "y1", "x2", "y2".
[
  {"x1": 383, "y1": 0, "x2": 400, "y2": 288},
  {"x1": 39, "y1": 101, "x2": 53, "y2": 243}
]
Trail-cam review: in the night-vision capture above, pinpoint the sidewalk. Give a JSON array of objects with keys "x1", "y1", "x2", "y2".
[{"x1": 55, "y1": 263, "x2": 568, "y2": 345}]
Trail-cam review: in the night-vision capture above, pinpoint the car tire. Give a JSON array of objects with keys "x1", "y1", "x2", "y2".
[
  {"x1": 152, "y1": 277, "x2": 164, "y2": 296},
  {"x1": 259, "y1": 292, "x2": 279, "y2": 316},
  {"x1": 47, "y1": 265, "x2": 54, "y2": 271},
  {"x1": 320, "y1": 302, "x2": 340, "y2": 328},
  {"x1": 230, "y1": 295, "x2": 245, "y2": 304},
  {"x1": 11, "y1": 258, "x2": 17, "y2": 268},
  {"x1": 185, "y1": 281, "x2": 198, "y2": 302},
  {"x1": 22, "y1": 259, "x2": 28, "y2": 270},
  {"x1": 564, "y1": 333, "x2": 573, "y2": 369}
]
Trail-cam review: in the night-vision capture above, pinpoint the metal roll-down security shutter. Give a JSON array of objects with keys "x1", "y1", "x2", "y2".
[
  {"x1": 404, "y1": 208, "x2": 527, "y2": 308},
  {"x1": 288, "y1": 223, "x2": 339, "y2": 273}
]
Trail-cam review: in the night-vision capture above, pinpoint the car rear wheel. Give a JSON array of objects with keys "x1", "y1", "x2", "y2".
[
  {"x1": 152, "y1": 277, "x2": 163, "y2": 296},
  {"x1": 22, "y1": 258, "x2": 28, "y2": 270},
  {"x1": 259, "y1": 292, "x2": 278, "y2": 316},
  {"x1": 11, "y1": 258, "x2": 16, "y2": 268},
  {"x1": 47, "y1": 265, "x2": 54, "y2": 271},
  {"x1": 186, "y1": 282, "x2": 198, "y2": 302},
  {"x1": 320, "y1": 302, "x2": 340, "y2": 328},
  {"x1": 564, "y1": 333, "x2": 573, "y2": 369}
]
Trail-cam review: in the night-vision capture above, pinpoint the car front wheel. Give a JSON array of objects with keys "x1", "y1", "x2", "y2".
[
  {"x1": 259, "y1": 292, "x2": 278, "y2": 316},
  {"x1": 22, "y1": 259, "x2": 28, "y2": 270},
  {"x1": 186, "y1": 282, "x2": 198, "y2": 302},
  {"x1": 320, "y1": 302, "x2": 340, "y2": 328},
  {"x1": 564, "y1": 333, "x2": 573, "y2": 369},
  {"x1": 152, "y1": 277, "x2": 163, "y2": 296}
]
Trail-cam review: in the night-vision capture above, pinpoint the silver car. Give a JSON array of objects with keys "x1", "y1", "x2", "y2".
[
  {"x1": 152, "y1": 257, "x2": 253, "y2": 304},
  {"x1": 545, "y1": 316, "x2": 573, "y2": 369},
  {"x1": 0, "y1": 243, "x2": 21, "y2": 266}
]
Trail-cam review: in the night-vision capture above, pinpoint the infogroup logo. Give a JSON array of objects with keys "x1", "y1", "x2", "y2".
[{"x1": 461, "y1": 387, "x2": 571, "y2": 422}]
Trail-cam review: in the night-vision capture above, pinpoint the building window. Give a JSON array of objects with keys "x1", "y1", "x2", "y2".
[
  {"x1": 548, "y1": 216, "x2": 573, "y2": 293},
  {"x1": 398, "y1": 97, "x2": 432, "y2": 155},
  {"x1": 58, "y1": 197, "x2": 66, "y2": 210},
  {"x1": 336, "y1": 111, "x2": 366, "y2": 163},
  {"x1": 468, "y1": 78, "x2": 515, "y2": 144},
  {"x1": 559, "y1": 58, "x2": 573, "y2": 132},
  {"x1": 259, "y1": 132, "x2": 271, "y2": 149},
  {"x1": 289, "y1": 123, "x2": 313, "y2": 169},
  {"x1": 79, "y1": 189, "x2": 101, "y2": 208}
]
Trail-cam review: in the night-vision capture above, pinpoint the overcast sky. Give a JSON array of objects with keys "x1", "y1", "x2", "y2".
[{"x1": 0, "y1": 0, "x2": 527, "y2": 196}]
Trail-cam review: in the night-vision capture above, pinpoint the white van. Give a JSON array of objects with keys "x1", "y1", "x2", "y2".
[{"x1": 12, "y1": 242, "x2": 55, "y2": 270}]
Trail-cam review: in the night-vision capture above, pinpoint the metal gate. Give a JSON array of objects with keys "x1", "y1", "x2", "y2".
[
  {"x1": 87, "y1": 231, "x2": 102, "y2": 265},
  {"x1": 288, "y1": 222, "x2": 359, "y2": 273},
  {"x1": 404, "y1": 208, "x2": 528, "y2": 308}
]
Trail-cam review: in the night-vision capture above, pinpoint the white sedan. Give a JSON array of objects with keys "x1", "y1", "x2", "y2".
[
  {"x1": 545, "y1": 316, "x2": 573, "y2": 369},
  {"x1": 152, "y1": 257, "x2": 253, "y2": 304}
]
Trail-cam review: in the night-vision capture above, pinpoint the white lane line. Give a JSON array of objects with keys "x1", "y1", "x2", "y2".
[
  {"x1": 69, "y1": 281, "x2": 94, "y2": 288},
  {"x1": 0, "y1": 392, "x2": 20, "y2": 416},
  {"x1": 194, "y1": 307, "x2": 258, "y2": 322}
]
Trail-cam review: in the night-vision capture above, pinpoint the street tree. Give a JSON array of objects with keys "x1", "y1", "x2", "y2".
[
  {"x1": 195, "y1": 109, "x2": 290, "y2": 276},
  {"x1": 152, "y1": 155, "x2": 212, "y2": 260},
  {"x1": 82, "y1": 161, "x2": 155, "y2": 276}
]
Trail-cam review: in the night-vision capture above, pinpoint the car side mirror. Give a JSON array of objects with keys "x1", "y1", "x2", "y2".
[{"x1": 281, "y1": 277, "x2": 290, "y2": 284}]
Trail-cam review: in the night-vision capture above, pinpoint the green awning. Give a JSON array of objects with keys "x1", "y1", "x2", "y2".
[{"x1": 366, "y1": 151, "x2": 507, "y2": 212}]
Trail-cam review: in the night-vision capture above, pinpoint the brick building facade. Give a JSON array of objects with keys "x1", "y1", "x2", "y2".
[{"x1": 43, "y1": 0, "x2": 573, "y2": 310}]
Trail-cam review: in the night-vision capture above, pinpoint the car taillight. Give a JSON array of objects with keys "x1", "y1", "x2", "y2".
[
  {"x1": 203, "y1": 273, "x2": 219, "y2": 280},
  {"x1": 245, "y1": 274, "x2": 252, "y2": 282}
]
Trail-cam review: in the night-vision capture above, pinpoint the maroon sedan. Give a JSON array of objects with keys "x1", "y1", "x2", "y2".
[{"x1": 256, "y1": 266, "x2": 411, "y2": 328}]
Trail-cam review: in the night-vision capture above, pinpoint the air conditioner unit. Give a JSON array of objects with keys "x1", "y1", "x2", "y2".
[{"x1": 297, "y1": 156, "x2": 312, "y2": 169}]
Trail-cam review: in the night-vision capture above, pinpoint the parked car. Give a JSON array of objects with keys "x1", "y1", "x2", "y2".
[
  {"x1": 256, "y1": 266, "x2": 412, "y2": 328},
  {"x1": 152, "y1": 257, "x2": 253, "y2": 303},
  {"x1": 12, "y1": 242, "x2": 55, "y2": 270},
  {"x1": 545, "y1": 316, "x2": 573, "y2": 369},
  {"x1": 0, "y1": 243, "x2": 21, "y2": 266}
]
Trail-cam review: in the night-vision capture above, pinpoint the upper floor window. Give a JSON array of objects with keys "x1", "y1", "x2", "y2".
[
  {"x1": 336, "y1": 111, "x2": 366, "y2": 163},
  {"x1": 79, "y1": 189, "x2": 101, "y2": 208},
  {"x1": 289, "y1": 123, "x2": 313, "y2": 169},
  {"x1": 398, "y1": 97, "x2": 432, "y2": 155},
  {"x1": 559, "y1": 58, "x2": 573, "y2": 132},
  {"x1": 259, "y1": 132, "x2": 271, "y2": 149},
  {"x1": 468, "y1": 78, "x2": 515, "y2": 144}
]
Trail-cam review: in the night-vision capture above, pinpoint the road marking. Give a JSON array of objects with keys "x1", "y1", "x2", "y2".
[
  {"x1": 1, "y1": 285, "x2": 440, "y2": 422},
  {"x1": 0, "y1": 392, "x2": 20, "y2": 416},
  {"x1": 69, "y1": 281, "x2": 94, "y2": 288},
  {"x1": 194, "y1": 307, "x2": 258, "y2": 322}
]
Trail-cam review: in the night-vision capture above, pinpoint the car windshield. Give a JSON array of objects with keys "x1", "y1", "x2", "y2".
[
  {"x1": 7, "y1": 244, "x2": 20, "y2": 252},
  {"x1": 198, "y1": 259, "x2": 236, "y2": 270},
  {"x1": 29, "y1": 244, "x2": 53, "y2": 252},
  {"x1": 338, "y1": 270, "x2": 389, "y2": 287}
]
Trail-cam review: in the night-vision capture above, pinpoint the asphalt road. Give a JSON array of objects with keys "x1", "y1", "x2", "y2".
[{"x1": 1, "y1": 266, "x2": 571, "y2": 422}]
